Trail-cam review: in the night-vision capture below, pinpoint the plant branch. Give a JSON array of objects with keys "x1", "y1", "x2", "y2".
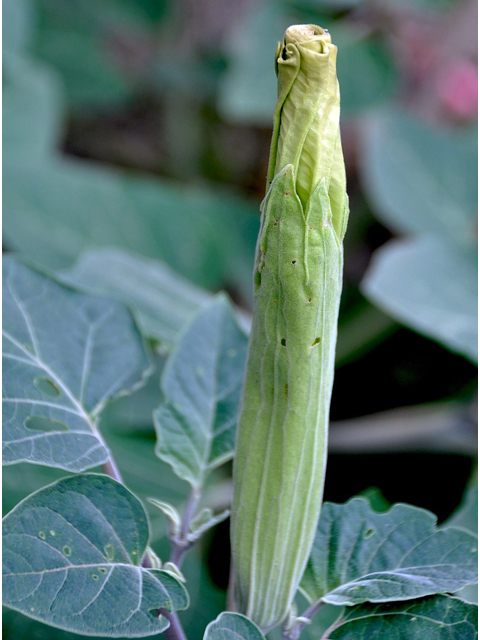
[
  {"x1": 283, "y1": 601, "x2": 325, "y2": 640},
  {"x1": 101, "y1": 457, "x2": 124, "y2": 484},
  {"x1": 169, "y1": 485, "x2": 201, "y2": 568}
]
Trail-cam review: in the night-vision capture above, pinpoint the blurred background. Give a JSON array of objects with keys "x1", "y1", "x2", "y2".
[{"x1": 3, "y1": 0, "x2": 478, "y2": 638}]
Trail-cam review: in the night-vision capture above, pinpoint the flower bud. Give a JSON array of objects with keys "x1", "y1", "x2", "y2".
[{"x1": 230, "y1": 24, "x2": 348, "y2": 631}]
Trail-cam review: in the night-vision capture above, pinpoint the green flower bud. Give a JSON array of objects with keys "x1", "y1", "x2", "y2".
[{"x1": 230, "y1": 24, "x2": 348, "y2": 631}]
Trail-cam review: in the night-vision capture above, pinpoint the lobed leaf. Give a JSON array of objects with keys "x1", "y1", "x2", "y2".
[
  {"x1": 154, "y1": 295, "x2": 248, "y2": 488},
  {"x1": 3, "y1": 257, "x2": 152, "y2": 472},
  {"x1": 2, "y1": 474, "x2": 188, "y2": 637},
  {"x1": 328, "y1": 595, "x2": 478, "y2": 640},
  {"x1": 204, "y1": 613, "x2": 265, "y2": 640},
  {"x1": 301, "y1": 497, "x2": 478, "y2": 606}
]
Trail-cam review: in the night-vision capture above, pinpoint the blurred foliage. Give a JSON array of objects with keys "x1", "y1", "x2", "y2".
[{"x1": 2, "y1": 0, "x2": 477, "y2": 638}]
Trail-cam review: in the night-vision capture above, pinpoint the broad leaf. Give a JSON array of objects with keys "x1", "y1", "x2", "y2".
[
  {"x1": 301, "y1": 498, "x2": 478, "y2": 606},
  {"x1": 154, "y1": 295, "x2": 248, "y2": 488},
  {"x1": 328, "y1": 596, "x2": 478, "y2": 640},
  {"x1": 3, "y1": 0, "x2": 33, "y2": 56},
  {"x1": 59, "y1": 248, "x2": 212, "y2": 348},
  {"x1": 3, "y1": 54, "x2": 63, "y2": 163},
  {"x1": 2, "y1": 474, "x2": 189, "y2": 637},
  {"x1": 3, "y1": 258, "x2": 152, "y2": 472},
  {"x1": 3, "y1": 157, "x2": 258, "y2": 298},
  {"x1": 361, "y1": 110, "x2": 477, "y2": 244},
  {"x1": 362, "y1": 236, "x2": 477, "y2": 362},
  {"x1": 204, "y1": 613, "x2": 265, "y2": 640}
]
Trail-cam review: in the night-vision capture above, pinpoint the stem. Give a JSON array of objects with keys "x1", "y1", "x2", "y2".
[
  {"x1": 161, "y1": 611, "x2": 189, "y2": 640},
  {"x1": 170, "y1": 486, "x2": 201, "y2": 568},
  {"x1": 101, "y1": 457, "x2": 124, "y2": 484},
  {"x1": 283, "y1": 601, "x2": 325, "y2": 640},
  {"x1": 158, "y1": 486, "x2": 202, "y2": 640}
]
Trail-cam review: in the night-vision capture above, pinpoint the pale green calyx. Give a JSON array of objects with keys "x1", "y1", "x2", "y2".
[{"x1": 230, "y1": 24, "x2": 348, "y2": 632}]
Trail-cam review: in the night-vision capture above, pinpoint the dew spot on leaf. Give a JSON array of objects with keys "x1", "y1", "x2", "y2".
[
  {"x1": 25, "y1": 416, "x2": 69, "y2": 433},
  {"x1": 34, "y1": 376, "x2": 61, "y2": 398}
]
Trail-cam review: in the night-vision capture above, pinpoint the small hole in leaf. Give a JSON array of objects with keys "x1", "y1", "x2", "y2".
[
  {"x1": 38, "y1": 531, "x2": 46, "y2": 540},
  {"x1": 99, "y1": 567, "x2": 107, "y2": 574},
  {"x1": 291, "y1": 260, "x2": 297, "y2": 265},
  {"x1": 63, "y1": 546, "x2": 72, "y2": 556},
  {"x1": 25, "y1": 416, "x2": 69, "y2": 433},
  {"x1": 91, "y1": 574, "x2": 99, "y2": 581},
  {"x1": 364, "y1": 528, "x2": 375, "y2": 538},
  {"x1": 307, "y1": 298, "x2": 312, "y2": 304},
  {"x1": 280, "y1": 339, "x2": 286, "y2": 346},
  {"x1": 311, "y1": 337, "x2": 321, "y2": 348},
  {"x1": 104, "y1": 544, "x2": 115, "y2": 562},
  {"x1": 273, "y1": 220, "x2": 278, "y2": 226},
  {"x1": 34, "y1": 376, "x2": 60, "y2": 398},
  {"x1": 148, "y1": 608, "x2": 161, "y2": 619}
]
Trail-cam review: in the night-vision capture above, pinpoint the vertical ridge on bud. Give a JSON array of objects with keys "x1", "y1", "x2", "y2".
[{"x1": 230, "y1": 24, "x2": 348, "y2": 632}]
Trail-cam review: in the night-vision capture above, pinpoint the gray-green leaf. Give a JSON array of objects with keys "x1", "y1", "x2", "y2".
[
  {"x1": 362, "y1": 236, "x2": 477, "y2": 362},
  {"x1": 327, "y1": 596, "x2": 478, "y2": 640},
  {"x1": 301, "y1": 498, "x2": 478, "y2": 606},
  {"x1": 3, "y1": 257, "x2": 152, "y2": 472},
  {"x1": 154, "y1": 295, "x2": 248, "y2": 488},
  {"x1": 204, "y1": 612, "x2": 265, "y2": 640},
  {"x1": 2, "y1": 474, "x2": 188, "y2": 637},
  {"x1": 58, "y1": 248, "x2": 212, "y2": 348},
  {"x1": 360, "y1": 110, "x2": 477, "y2": 244}
]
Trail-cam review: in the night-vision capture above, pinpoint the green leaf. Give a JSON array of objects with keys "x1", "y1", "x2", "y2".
[
  {"x1": 3, "y1": 0, "x2": 34, "y2": 56},
  {"x1": 328, "y1": 596, "x2": 478, "y2": 640},
  {"x1": 58, "y1": 248, "x2": 212, "y2": 348},
  {"x1": 362, "y1": 236, "x2": 478, "y2": 362},
  {"x1": 3, "y1": 157, "x2": 258, "y2": 298},
  {"x1": 154, "y1": 295, "x2": 248, "y2": 488},
  {"x1": 301, "y1": 497, "x2": 478, "y2": 606},
  {"x1": 3, "y1": 54, "x2": 63, "y2": 163},
  {"x1": 360, "y1": 110, "x2": 477, "y2": 244},
  {"x1": 3, "y1": 474, "x2": 188, "y2": 637},
  {"x1": 204, "y1": 613, "x2": 265, "y2": 640},
  {"x1": 3, "y1": 257, "x2": 152, "y2": 472},
  {"x1": 443, "y1": 486, "x2": 478, "y2": 604}
]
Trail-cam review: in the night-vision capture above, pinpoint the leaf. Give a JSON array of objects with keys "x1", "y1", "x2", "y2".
[
  {"x1": 362, "y1": 236, "x2": 478, "y2": 362},
  {"x1": 204, "y1": 613, "x2": 265, "y2": 640},
  {"x1": 148, "y1": 499, "x2": 182, "y2": 537},
  {"x1": 3, "y1": 157, "x2": 258, "y2": 298},
  {"x1": 327, "y1": 596, "x2": 478, "y2": 640},
  {"x1": 154, "y1": 295, "x2": 248, "y2": 488},
  {"x1": 58, "y1": 248, "x2": 212, "y2": 348},
  {"x1": 301, "y1": 497, "x2": 478, "y2": 606},
  {"x1": 360, "y1": 110, "x2": 477, "y2": 244},
  {"x1": 3, "y1": 54, "x2": 63, "y2": 163},
  {"x1": 3, "y1": 257, "x2": 153, "y2": 472},
  {"x1": 3, "y1": 0, "x2": 33, "y2": 56},
  {"x1": 2, "y1": 474, "x2": 188, "y2": 637},
  {"x1": 443, "y1": 486, "x2": 478, "y2": 604}
]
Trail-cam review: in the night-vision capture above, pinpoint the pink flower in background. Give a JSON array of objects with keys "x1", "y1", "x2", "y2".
[{"x1": 436, "y1": 59, "x2": 478, "y2": 119}]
